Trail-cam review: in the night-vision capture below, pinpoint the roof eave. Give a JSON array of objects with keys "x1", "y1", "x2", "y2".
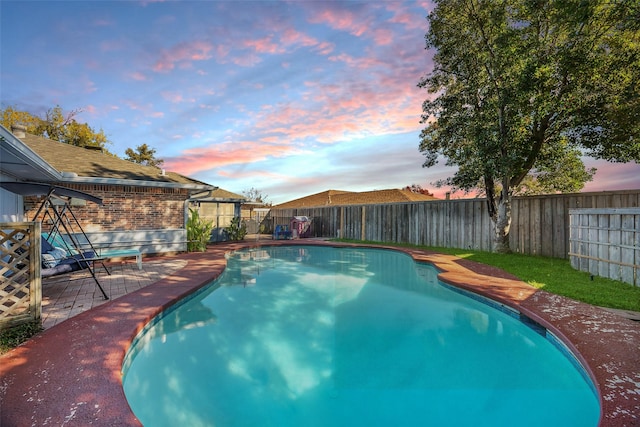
[
  {"x1": 58, "y1": 176, "x2": 217, "y2": 191},
  {"x1": 0, "y1": 126, "x2": 63, "y2": 181},
  {"x1": 194, "y1": 197, "x2": 247, "y2": 203}
]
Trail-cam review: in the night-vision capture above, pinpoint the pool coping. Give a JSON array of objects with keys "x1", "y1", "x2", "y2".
[{"x1": 1, "y1": 240, "x2": 638, "y2": 426}]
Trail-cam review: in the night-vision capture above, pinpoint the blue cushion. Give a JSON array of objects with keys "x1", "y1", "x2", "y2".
[{"x1": 41, "y1": 236, "x2": 55, "y2": 253}]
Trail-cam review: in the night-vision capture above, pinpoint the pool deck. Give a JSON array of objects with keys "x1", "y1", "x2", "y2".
[{"x1": 1, "y1": 240, "x2": 639, "y2": 426}]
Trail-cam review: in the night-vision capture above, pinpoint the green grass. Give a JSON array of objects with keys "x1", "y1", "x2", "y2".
[
  {"x1": 0, "y1": 320, "x2": 43, "y2": 355},
  {"x1": 335, "y1": 239, "x2": 640, "y2": 312}
]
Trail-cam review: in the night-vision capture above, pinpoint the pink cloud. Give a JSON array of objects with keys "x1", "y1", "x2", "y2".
[
  {"x1": 314, "y1": 41, "x2": 334, "y2": 55},
  {"x1": 385, "y1": 2, "x2": 430, "y2": 30},
  {"x1": 128, "y1": 71, "x2": 148, "y2": 81},
  {"x1": 160, "y1": 91, "x2": 195, "y2": 104},
  {"x1": 84, "y1": 105, "x2": 97, "y2": 115},
  {"x1": 240, "y1": 26, "x2": 330, "y2": 60},
  {"x1": 582, "y1": 160, "x2": 640, "y2": 192},
  {"x1": 123, "y1": 100, "x2": 165, "y2": 119},
  {"x1": 250, "y1": 95, "x2": 421, "y2": 146},
  {"x1": 230, "y1": 52, "x2": 262, "y2": 67},
  {"x1": 244, "y1": 36, "x2": 282, "y2": 54},
  {"x1": 309, "y1": 8, "x2": 369, "y2": 37},
  {"x1": 373, "y1": 28, "x2": 394, "y2": 45},
  {"x1": 163, "y1": 139, "x2": 296, "y2": 176},
  {"x1": 281, "y1": 28, "x2": 318, "y2": 48},
  {"x1": 327, "y1": 53, "x2": 384, "y2": 70},
  {"x1": 153, "y1": 40, "x2": 215, "y2": 73}
]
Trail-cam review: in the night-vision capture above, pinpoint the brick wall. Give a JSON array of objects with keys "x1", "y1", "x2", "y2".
[{"x1": 24, "y1": 184, "x2": 189, "y2": 232}]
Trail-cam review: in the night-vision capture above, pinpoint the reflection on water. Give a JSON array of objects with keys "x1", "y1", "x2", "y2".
[{"x1": 123, "y1": 246, "x2": 599, "y2": 427}]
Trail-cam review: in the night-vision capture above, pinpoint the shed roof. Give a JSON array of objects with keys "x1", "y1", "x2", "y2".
[
  {"x1": 191, "y1": 187, "x2": 247, "y2": 202},
  {"x1": 274, "y1": 188, "x2": 438, "y2": 209}
]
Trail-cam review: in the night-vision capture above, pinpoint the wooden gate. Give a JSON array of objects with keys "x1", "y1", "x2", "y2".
[
  {"x1": 569, "y1": 208, "x2": 640, "y2": 286},
  {"x1": 0, "y1": 222, "x2": 42, "y2": 330}
]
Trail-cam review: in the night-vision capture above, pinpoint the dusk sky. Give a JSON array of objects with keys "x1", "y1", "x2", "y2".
[{"x1": 1, "y1": 0, "x2": 638, "y2": 204}]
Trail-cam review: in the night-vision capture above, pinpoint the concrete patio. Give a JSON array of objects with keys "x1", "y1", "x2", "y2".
[
  {"x1": 41, "y1": 257, "x2": 188, "y2": 330},
  {"x1": 1, "y1": 240, "x2": 639, "y2": 426}
]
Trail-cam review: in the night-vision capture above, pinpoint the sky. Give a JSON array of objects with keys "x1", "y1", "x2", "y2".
[{"x1": 1, "y1": 0, "x2": 638, "y2": 204}]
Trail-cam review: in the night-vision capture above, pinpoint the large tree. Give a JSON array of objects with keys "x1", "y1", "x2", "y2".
[
  {"x1": 419, "y1": 0, "x2": 640, "y2": 253},
  {"x1": 1, "y1": 105, "x2": 110, "y2": 149}
]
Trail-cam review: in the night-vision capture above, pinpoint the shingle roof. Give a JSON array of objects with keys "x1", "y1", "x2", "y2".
[
  {"x1": 19, "y1": 133, "x2": 209, "y2": 187},
  {"x1": 209, "y1": 188, "x2": 245, "y2": 200},
  {"x1": 274, "y1": 188, "x2": 438, "y2": 209},
  {"x1": 194, "y1": 187, "x2": 246, "y2": 201}
]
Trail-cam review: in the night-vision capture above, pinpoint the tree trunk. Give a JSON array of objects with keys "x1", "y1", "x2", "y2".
[{"x1": 492, "y1": 194, "x2": 512, "y2": 253}]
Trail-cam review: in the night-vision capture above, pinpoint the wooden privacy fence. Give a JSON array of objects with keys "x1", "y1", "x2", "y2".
[
  {"x1": 269, "y1": 189, "x2": 640, "y2": 261},
  {"x1": 569, "y1": 208, "x2": 640, "y2": 287},
  {"x1": 0, "y1": 222, "x2": 42, "y2": 330}
]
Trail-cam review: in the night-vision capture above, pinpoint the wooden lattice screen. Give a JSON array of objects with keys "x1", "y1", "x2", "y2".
[{"x1": 0, "y1": 222, "x2": 42, "y2": 330}]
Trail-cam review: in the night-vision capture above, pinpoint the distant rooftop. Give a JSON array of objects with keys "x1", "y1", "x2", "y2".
[{"x1": 274, "y1": 189, "x2": 438, "y2": 209}]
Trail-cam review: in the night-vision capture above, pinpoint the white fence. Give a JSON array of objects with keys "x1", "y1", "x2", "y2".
[{"x1": 569, "y1": 208, "x2": 640, "y2": 286}]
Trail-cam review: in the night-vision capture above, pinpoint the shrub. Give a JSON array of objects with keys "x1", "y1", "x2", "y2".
[
  {"x1": 0, "y1": 320, "x2": 43, "y2": 354},
  {"x1": 187, "y1": 208, "x2": 214, "y2": 252},
  {"x1": 225, "y1": 217, "x2": 247, "y2": 241}
]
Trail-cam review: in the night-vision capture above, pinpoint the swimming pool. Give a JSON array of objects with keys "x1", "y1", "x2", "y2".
[{"x1": 122, "y1": 246, "x2": 600, "y2": 426}]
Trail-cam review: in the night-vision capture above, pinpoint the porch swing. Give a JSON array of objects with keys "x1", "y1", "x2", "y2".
[{"x1": 0, "y1": 182, "x2": 109, "y2": 300}]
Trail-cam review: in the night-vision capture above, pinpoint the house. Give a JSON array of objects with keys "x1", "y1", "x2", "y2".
[
  {"x1": 263, "y1": 189, "x2": 439, "y2": 238},
  {"x1": 0, "y1": 124, "x2": 244, "y2": 252},
  {"x1": 273, "y1": 188, "x2": 439, "y2": 209}
]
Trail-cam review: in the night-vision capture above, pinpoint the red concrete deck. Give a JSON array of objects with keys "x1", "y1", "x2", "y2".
[{"x1": 1, "y1": 241, "x2": 639, "y2": 426}]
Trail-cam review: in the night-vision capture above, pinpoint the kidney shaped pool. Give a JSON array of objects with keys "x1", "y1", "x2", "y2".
[{"x1": 122, "y1": 245, "x2": 599, "y2": 426}]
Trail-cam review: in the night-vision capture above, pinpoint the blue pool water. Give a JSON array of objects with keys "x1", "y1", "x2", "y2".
[{"x1": 122, "y1": 246, "x2": 600, "y2": 427}]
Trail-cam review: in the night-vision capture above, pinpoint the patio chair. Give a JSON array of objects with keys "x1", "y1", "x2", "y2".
[
  {"x1": 40, "y1": 236, "x2": 95, "y2": 277},
  {"x1": 40, "y1": 236, "x2": 109, "y2": 300},
  {"x1": 273, "y1": 225, "x2": 292, "y2": 240}
]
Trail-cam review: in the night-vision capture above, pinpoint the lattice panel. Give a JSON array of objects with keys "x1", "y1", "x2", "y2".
[{"x1": 0, "y1": 223, "x2": 42, "y2": 329}]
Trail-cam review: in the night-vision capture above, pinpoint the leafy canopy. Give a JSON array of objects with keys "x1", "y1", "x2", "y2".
[
  {"x1": 1, "y1": 105, "x2": 110, "y2": 150},
  {"x1": 124, "y1": 143, "x2": 164, "y2": 168},
  {"x1": 419, "y1": 0, "x2": 640, "y2": 198}
]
